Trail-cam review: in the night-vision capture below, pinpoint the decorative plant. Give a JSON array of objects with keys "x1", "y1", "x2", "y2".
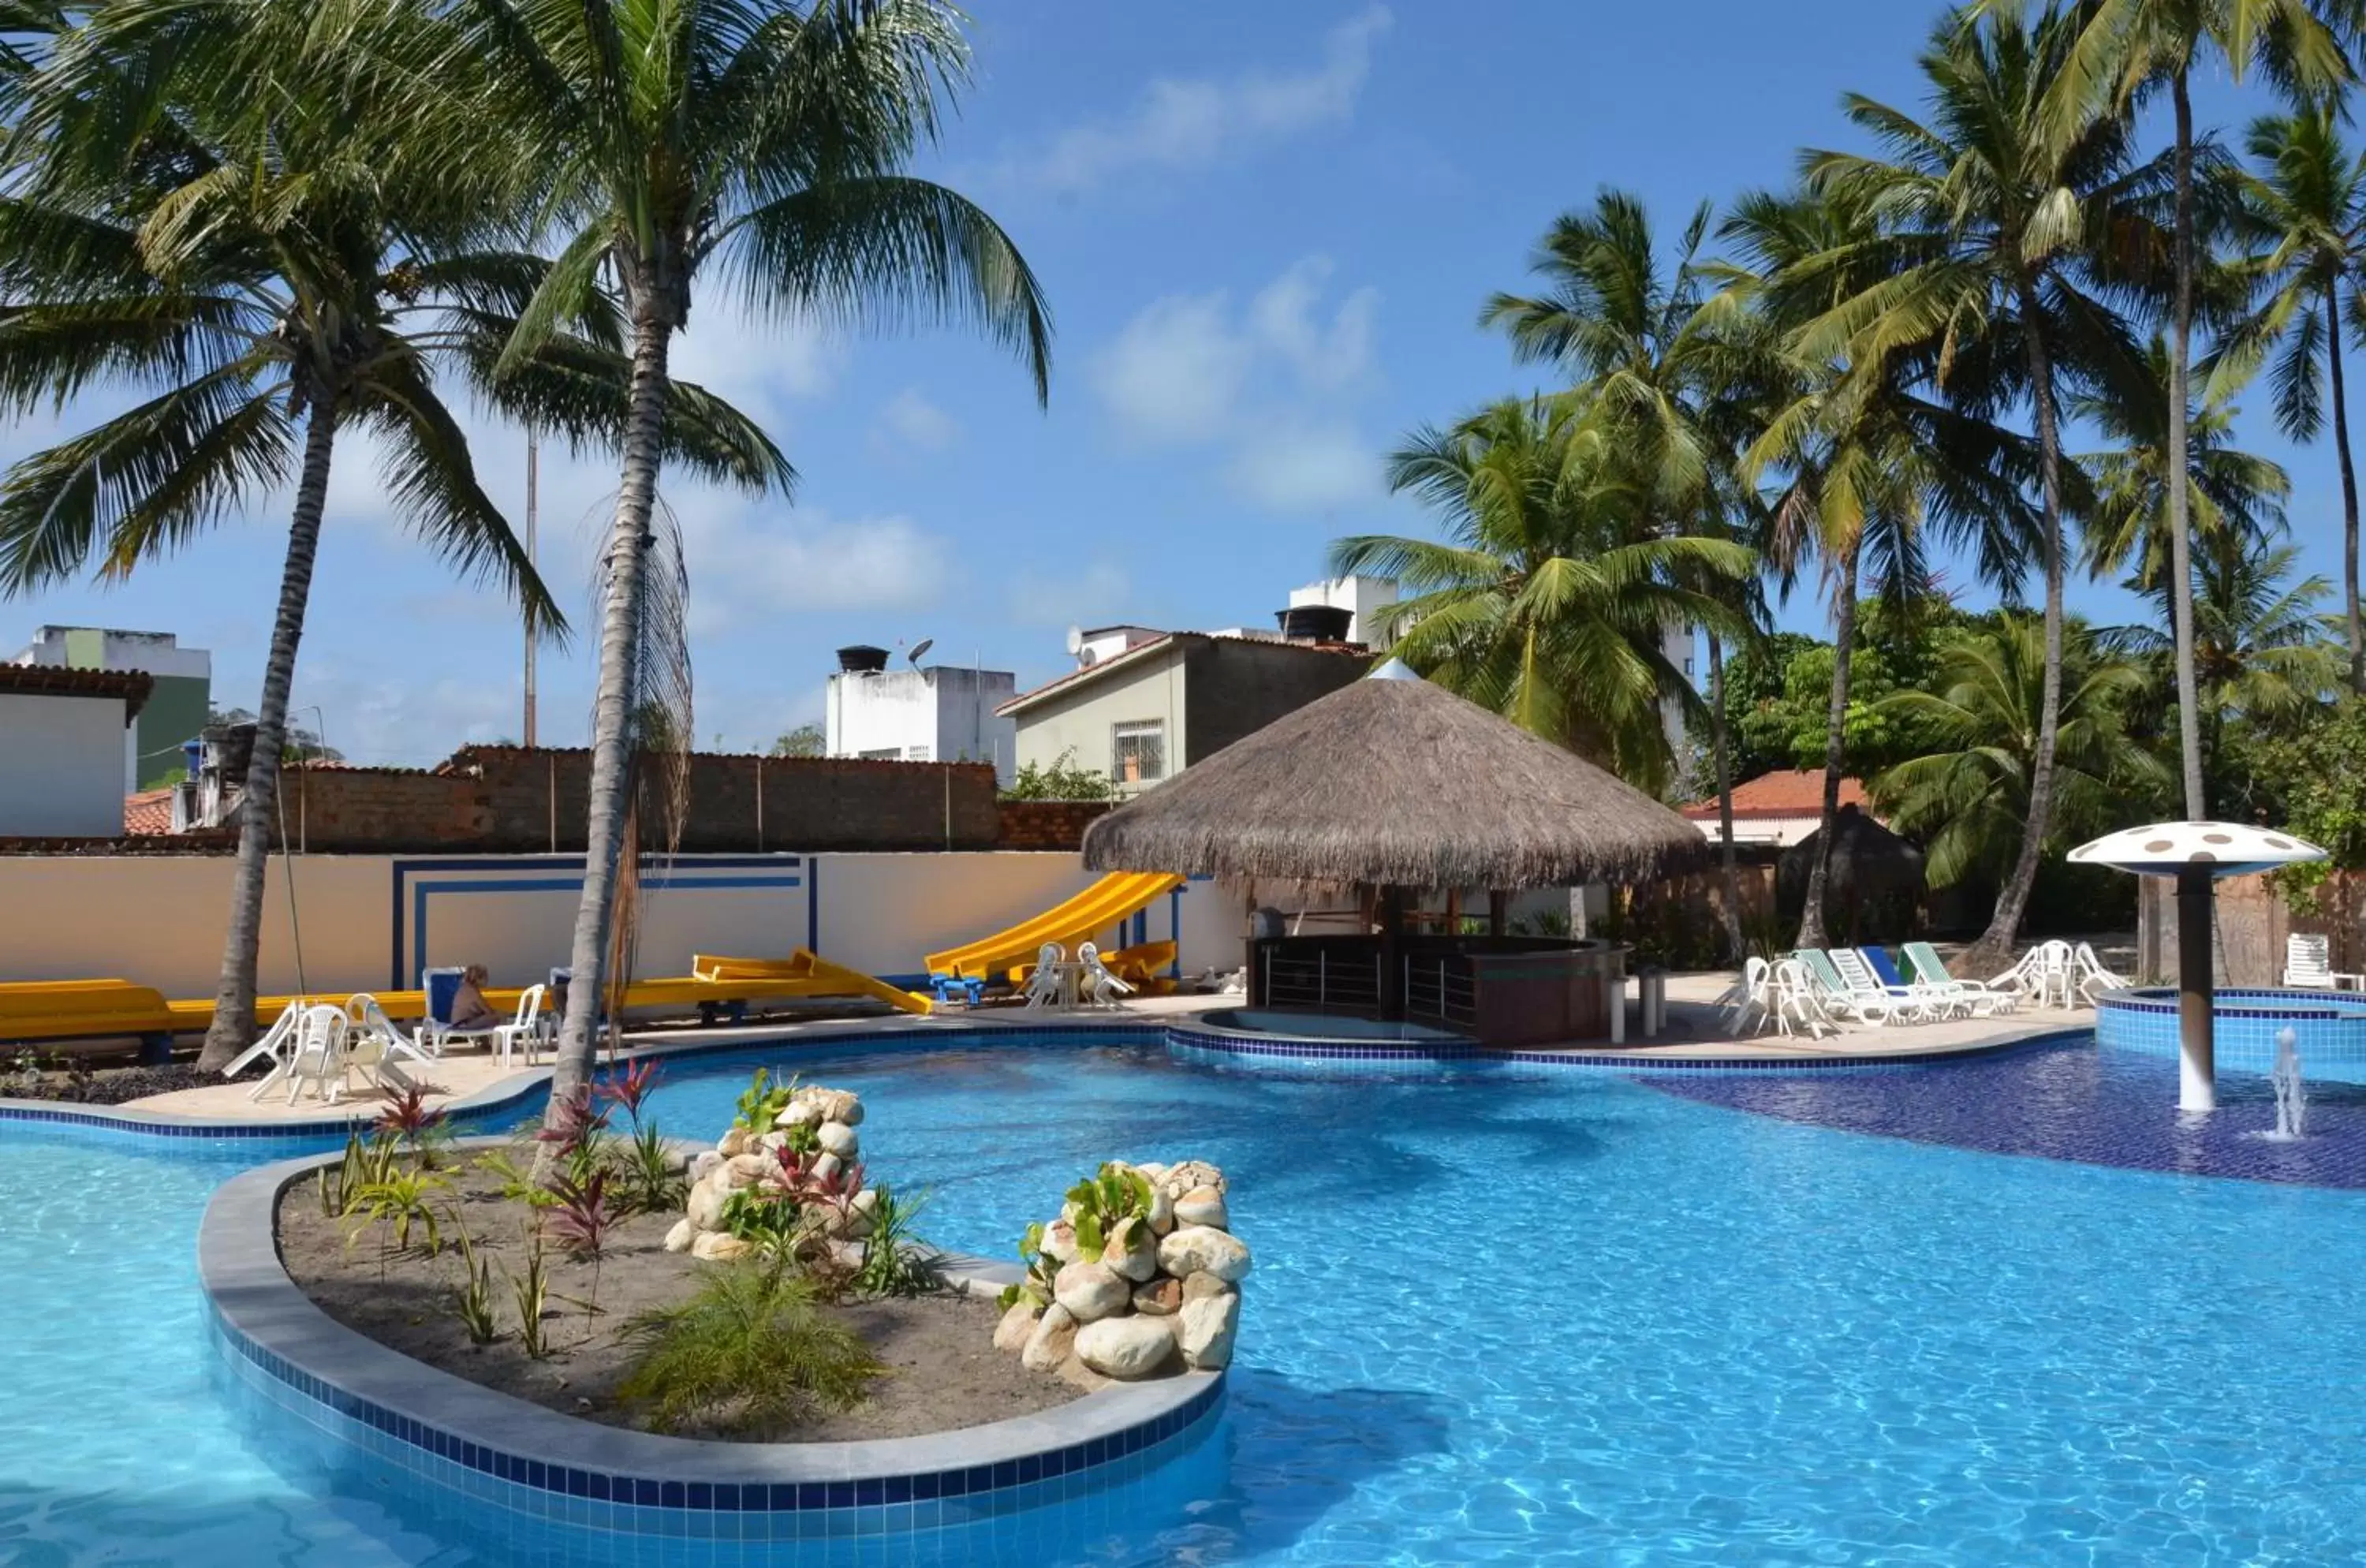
[
  {"x1": 509, "y1": 1229, "x2": 553, "y2": 1359},
  {"x1": 316, "y1": 1130, "x2": 389, "y2": 1218},
  {"x1": 599, "y1": 1060, "x2": 662, "y2": 1129},
  {"x1": 373, "y1": 1084, "x2": 452, "y2": 1168},
  {"x1": 719, "y1": 1187, "x2": 804, "y2": 1255},
  {"x1": 774, "y1": 1119, "x2": 819, "y2": 1158},
  {"x1": 344, "y1": 1169, "x2": 450, "y2": 1267},
  {"x1": 731, "y1": 1067, "x2": 797, "y2": 1133},
  {"x1": 536, "y1": 1085, "x2": 614, "y2": 1188},
  {"x1": 452, "y1": 1226, "x2": 500, "y2": 1346},
  {"x1": 1064, "y1": 1163, "x2": 1153, "y2": 1264},
  {"x1": 618, "y1": 1257, "x2": 883, "y2": 1435},
  {"x1": 620, "y1": 1122, "x2": 687, "y2": 1214},
  {"x1": 475, "y1": 1146, "x2": 561, "y2": 1209},
  {"x1": 998, "y1": 1221, "x2": 1060, "y2": 1312},
  {"x1": 849, "y1": 1185, "x2": 939, "y2": 1300},
  {"x1": 547, "y1": 1169, "x2": 619, "y2": 1325}
]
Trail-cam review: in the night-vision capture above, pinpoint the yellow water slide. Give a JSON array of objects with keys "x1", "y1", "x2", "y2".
[{"x1": 924, "y1": 871, "x2": 1185, "y2": 981}]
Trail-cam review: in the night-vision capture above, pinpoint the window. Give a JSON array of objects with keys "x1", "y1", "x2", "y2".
[
  {"x1": 858, "y1": 747, "x2": 901, "y2": 761},
  {"x1": 1112, "y1": 719, "x2": 1166, "y2": 784}
]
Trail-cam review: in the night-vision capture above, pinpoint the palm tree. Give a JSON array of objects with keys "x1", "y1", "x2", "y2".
[
  {"x1": 0, "y1": 0, "x2": 787, "y2": 1066},
  {"x1": 1798, "y1": 6, "x2": 2163, "y2": 970},
  {"x1": 1719, "y1": 182, "x2": 2044, "y2": 947},
  {"x1": 2022, "y1": 0, "x2": 2351, "y2": 811},
  {"x1": 444, "y1": 0, "x2": 1053, "y2": 1129},
  {"x1": 1875, "y1": 616, "x2": 2170, "y2": 889},
  {"x1": 2225, "y1": 106, "x2": 2366, "y2": 687},
  {"x1": 2080, "y1": 331, "x2": 2290, "y2": 589},
  {"x1": 1334, "y1": 395, "x2": 1754, "y2": 797}
]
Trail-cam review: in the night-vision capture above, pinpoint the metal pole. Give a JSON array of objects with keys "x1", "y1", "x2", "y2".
[
  {"x1": 2178, "y1": 864, "x2": 2215, "y2": 1111},
  {"x1": 523, "y1": 430, "x2": 539, "y2": 747}
]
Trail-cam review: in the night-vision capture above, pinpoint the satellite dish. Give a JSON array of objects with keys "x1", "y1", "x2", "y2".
[
  {"x1": 1077, "y1": 646, "x2": 1098, "y2": 666},
  {"x1": 908, "y1": 637, "x2": 935, "y2": 666},
  {"x1": 1064, "y1": 625, "x2": 1084, "y2": 657}
]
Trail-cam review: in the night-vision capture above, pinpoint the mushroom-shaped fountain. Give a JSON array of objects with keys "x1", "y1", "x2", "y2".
[{"x1": 2067, "y1": 822, "x2": 2327, "y2": 1112}]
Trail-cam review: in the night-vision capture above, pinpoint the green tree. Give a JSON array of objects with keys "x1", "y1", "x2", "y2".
[
  {"x1": 1000, "y1": 750, "x2": 1119, "y2": 803},
  {"x1": 1875, "y1": 616, "x2": 2170, "y2": 888},
  {"x1": 2026, "y1": 0, "x2": 2352, "y2": 809},
  {"x1": 444, "y1": 0, "x2": 1054, "y2": 1131},
  {"x1": 768, "y1": 722, "x2": 825, "y2": 758},
  {"x1": 2225, "y1": 105, "x2": 2366, "y2": 686},
  {"x1": 0, "y1": 0, "x2": 784, "y2": 1066},
  {"x1": 1334, "y1": 394, "x2": 1753, "y2": 797},
  {"x1": 1798, "y1": 6, "x2": 2163, "y2": 968}
]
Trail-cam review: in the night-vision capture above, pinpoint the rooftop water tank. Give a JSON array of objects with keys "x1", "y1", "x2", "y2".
[
  {"x1": 836, "y1": 645, "x2": 890, "y2": 674},
  {"x1": 1274, "y1": 604, "x2": 1353, "y2": 643}
]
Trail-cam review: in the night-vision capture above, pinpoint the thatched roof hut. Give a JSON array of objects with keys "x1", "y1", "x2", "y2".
[
  {"x1": 1776, "y1": 803, "x2": 1925, "y2": 940},
  {"x1": 1080, "y1": 661, "x2": 1708, "y2": 890}
]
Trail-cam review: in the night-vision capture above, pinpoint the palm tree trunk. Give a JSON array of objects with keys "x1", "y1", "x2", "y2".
[
  {"x1": 1705, "y1": 627, "x2": 1746, "y2": 964},
  {"x1": 2330, "y1": 279, "x2": 2364, "y2": 691},
  {"x1": 197, "y1": 401, "x2": 338, "y2": 1072},
  {"x1": 1969, "y1": 285, "x2": 2069, "y2": 973},
  {"x1": 543, "y1": 303, "x2": 672, "y2": 1136},
  {"x1": 1796, "y1": 541, "x2": 1859, "y2": 950},
  {"x1": 2165, "y1": 69, "x2": 2206, "y2": 816}
]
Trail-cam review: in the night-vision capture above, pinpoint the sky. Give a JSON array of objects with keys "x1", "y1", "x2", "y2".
[{"x1": 6, "y1": 0, "x2": 2346, "y2": 767}]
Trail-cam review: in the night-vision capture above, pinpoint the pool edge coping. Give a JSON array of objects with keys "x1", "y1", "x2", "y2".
[{"x1": 200, "y1": 1146, "x2": 1224, "y2": 1514}]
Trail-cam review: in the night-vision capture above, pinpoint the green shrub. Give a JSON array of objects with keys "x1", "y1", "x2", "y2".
[
  {"x1": 732, "y1": 1067, "x2": 795, "y2": 1133},
  {"x1": 850, "y1": 1185, "x2": 939, "y2": 1300},
  {"x1": 618, "y1": 1260, "x2": 883, "y2": 1435}
]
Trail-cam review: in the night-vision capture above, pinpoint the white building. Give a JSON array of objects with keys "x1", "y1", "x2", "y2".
[
  {"x1": 13, "y1": 625, "x2": 211, "y2": 790},
  {"x1": 0, "y1": 665, "x2": 154, "y2": 837},
  {"x1": 1287, "y1": 575, "x2": 1399, "y2": 648},
  {"x1": 823, "y1": 648, "x2": 1019, "y2": 783}
]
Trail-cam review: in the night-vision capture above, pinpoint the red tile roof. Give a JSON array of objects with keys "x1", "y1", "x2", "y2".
[
  {"x1": 0, "y1": 663, "x2": 154, "y2": 720},
  {"x1": 1682, "y1": 769, "x2": 1869, "y2": 820},
  {"x1": 123, "y1": 787, "x2": 176, "y2": 835}
]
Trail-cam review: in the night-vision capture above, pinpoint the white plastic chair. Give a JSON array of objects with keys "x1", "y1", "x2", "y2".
[
  {"x1": 491, "y1": 984, "x2": 547, "y2": 1067},
  {"x1": 346, "y1": 994, "x2": 431, "y2": 1085},
  {"x1": 223, "y1": 999, "x2": 306, "y2": 1098},
  {"x1": 1719, "y1": 957, "x2": 1773, "y2": 1036},
  {"x1": 283, "y1": 1005, "x2": 353, "y2": 1103},
  {"x1": 1767, "y1": 958, "x2": 1831, "y2": 1039},
  {"x1": 2283, "y1": 934, "x2": 2364, "y2": 992},
  {"x1": 1077, "y1": 943, "x2": 1133, "y2": 1008},
  {"x1": 1831, "y1": 948, "x2": 1935, "y2": 1022},
  {"x1": 1021, "y1": 943, "x2": 1070, "y2": 1010},
  {"x1": 2072, "y1": 943, "x2": 2130, "y2": 1003}
]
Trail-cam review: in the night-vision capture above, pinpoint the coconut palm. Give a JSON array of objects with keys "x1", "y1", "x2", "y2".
[
  {"x1": 2222, "y1": 106, "x2": 2366, "y2": 686},
  {"x1": 2113, "y1": 539, "x2": 2344, "y2": 737},
  {"x1": 0, "y1": 0, "x2": 789, "y2": 1066},
  {"x1": 1797, "y1": 5, "x2": 2166, "y2": 969},
  {"x1": 1333, "y1": 394, "x2": 1754, "y2": 797},
  {"x1": 1874, "y1": 616, "x2": 2170, "y2": 889},
  {"x1": 439, "y1": 0, "x2": 1053, "y2": 1128},
  {"x1": 1718, "y1": 181, "x2": 2046, "y2": 946},
  {"x1": 2012, "y1": 0, "x2": 2352, "y2": 807}
]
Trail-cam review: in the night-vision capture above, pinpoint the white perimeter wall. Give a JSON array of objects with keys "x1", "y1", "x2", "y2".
[
  {"x1": 0, "y1": 851, "x2": 1248, "y2": 999},
  {"x1": 0, "y1": 693, "x2": 129, "y2": 836}
]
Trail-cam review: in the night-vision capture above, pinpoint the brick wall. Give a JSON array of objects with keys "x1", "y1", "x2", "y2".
[
  {"x1": 997, "y1": 798, "x2": 1114, "y2": 851},
  {"x1": 282, "y1": 766, "x2": 488, "y2": 852}
]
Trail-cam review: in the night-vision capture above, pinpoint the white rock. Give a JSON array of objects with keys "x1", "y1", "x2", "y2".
[
  {"x1": 790, "y1": 1088, "x2": 860, "y2": 1126},
  {"x1": 1104, "y1": 1215, "x2": 1159, "y2": 1282},
  {"x1": 758, "y1": 1130, "x2": 788, "y2": 1153},
  {"x1": 719, "y1": 1152, "x2": 770, "y2": 1190},
  {"x1": 1146, "y1": 1185, "x2": 1174, "y2": 1236},
  {"x1": 1181, "y1": 1270, "x2": 1232, "y2": 1303},
  {"x1": 662, "y1": 1148, "x2": 690, "y2": 1175},
  {"x1": 718, "y1": 1126, "x2": 751, "y2": 1157},
  {"x1": 689, "y1": 1151, "x2": 722, "y2": 1183},
  {"x1": 685, "y1": 1176, "x2": 729, "y2": 1231},
  {"x1": 1174, "y1": 1188, "x2": 1228, "y2": 1230},
  {"x1": 691, "y1": 1230, "x2": 753, "y2": 1262},
  {"x1": 1041, "y1": 1219, "x2": 1079, "y2": 1264},
  {"x1": 1176, "y1": 1289, "x2": 1239, "y2": 1369},
  {"x1": 842, "y1": 1188, "x2": 879, "y2": 1238},
  {"x1": 1158, "y1": 1226, "x2": 1251, "y2": 1283},
  {"x1": 816, "y1": 1120, "x2": 860, "y2": 1158},
  {"x1": 811, "y1": 1152, "x2": 843, "y2": 1184},
  {"x1": 662, "y1": 1218, "x2": 695, "y2": 1253},
  {"x1": 993, "y1": 1301, "x2": 1040, "y2": 1353},
  {"x1": 1130, "y1": 1277, "x2": 1182, "y2": 1316},
  {"x1": 1159, "y1": 1160, "x2": 1225, "y2": 1199},
  {"x1": 1074, "y1": 1316, "x2": 1176, "y2": 1380},
  {"x1": 1052, "y1": 1261, "x2": 1128, "y2": 1322},
  {"x1": 1021, "y1": 1304, "x2": 1078, "y2": 1372},
  {"x1": 777, "y1": 1099, "x2": 823, "y2": 1129}
]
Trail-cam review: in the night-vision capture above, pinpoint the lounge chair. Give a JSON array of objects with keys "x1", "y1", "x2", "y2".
[
  {"x1": 2283, "y1": 934, "x2": 2364, "y2": 993},
  {"x1": 1860, "y1": 946, "x2": 1984, "y2": 1018},
  {"x1": 1830, "y1": 947, "x2": 1935, "y2": 1021},
  {"x1": 2072, "y1": 943, "x2": 2129, "y2": 1002},
  {"x1": 1792, "y1": 949, "x2": 1902, "y2": 1026},
  {"x1": 1901, "y1": 942, "x2": 2019, "y2": 1014},
  {"x1": 1767, "y1": 958, "x2": 1833, "y2": 1039}
]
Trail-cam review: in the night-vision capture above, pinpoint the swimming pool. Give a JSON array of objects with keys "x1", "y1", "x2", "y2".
[{"x1": 8, "y1": 1031, "x2": 2366, "y2": 1563}]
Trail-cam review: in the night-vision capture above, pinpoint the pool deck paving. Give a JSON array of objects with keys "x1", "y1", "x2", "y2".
[{"x1": 106, "y1": 978, "x2": 2094, "y2": 1126}]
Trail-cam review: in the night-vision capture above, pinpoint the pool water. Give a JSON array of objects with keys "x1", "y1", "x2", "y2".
[{"x1": 8, "y1": 1037, "x2": 2366, "y2": 1564}]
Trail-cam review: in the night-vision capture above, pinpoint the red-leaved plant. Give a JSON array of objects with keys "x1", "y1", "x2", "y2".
[
  {"x1": 374, "y1": 1084, "x2": 449, "y2": 1167},
  {"x1": 598, "y1": 1060, "x2": 661, "y2": 1131},
  {"x1": 536, "y1": 1085, "x2": 613, "y2": 1185},
  {"x1": 546, "y1": 1167, "x2": 619, "y2": 1331}
]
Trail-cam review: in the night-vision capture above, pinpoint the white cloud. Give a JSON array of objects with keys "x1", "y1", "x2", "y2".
[
  {"x1": 1226, "y1": 420, "x2": 1381, "y2": 513},
  {"x1": 1007, "y1": 561, "x2": 1131, "y2": 626},
  {"x1": 868, "y1": 388, "x2": 963, "y2": 460},
  {"x1": 1088, "y1": 256, "x2": 1385, "y2": 513},
  {"x1": 1004, "y1": 6, "x2": 1391, "y2": 196},
  {"x1": 674, "y1": 501, "x2": 945, "y2": 634}
]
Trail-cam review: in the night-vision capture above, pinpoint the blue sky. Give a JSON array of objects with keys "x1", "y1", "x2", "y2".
[{"x1": 6, "y1": 1, "x2": 2344, "y2": 765}]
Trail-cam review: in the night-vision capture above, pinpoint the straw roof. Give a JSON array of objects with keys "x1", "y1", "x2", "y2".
[
  {"x1": 1080, "y1": 663, "x2": 1709, "y2": 890},
  {"x1": 1776, "y1": 804, "x2": 1925, "y2": 904}
]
